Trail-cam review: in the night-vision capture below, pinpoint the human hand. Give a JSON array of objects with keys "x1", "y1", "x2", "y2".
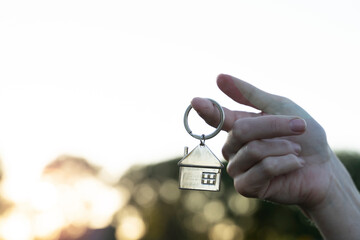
[
  {"x1": 192, "y1": 74, "x2": 360, "y2": 238},
  {"x1": 192, "y1": 74, "x2": 336, "y2": 208},
  {"x1": 191, "y1": 75, "x2": 360, "y2": 239}
]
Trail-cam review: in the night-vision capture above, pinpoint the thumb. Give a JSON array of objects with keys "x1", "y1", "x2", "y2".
[{"x1": 217, "y1": 74, "x2": 309, "y2": 117}]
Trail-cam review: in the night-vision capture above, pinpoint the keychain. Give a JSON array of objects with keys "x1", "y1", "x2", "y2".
[{"x1": 178, "y1": 99, "x2": 225, "y2": 191}]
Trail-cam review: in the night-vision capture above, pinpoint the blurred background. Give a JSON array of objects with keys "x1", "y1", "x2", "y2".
[
  {"x1": 0, "y1": 152, "x2": 360, "y2": 240},
  {"x1": 0, "y1": 0, "x2": 360, "y2": 239}
]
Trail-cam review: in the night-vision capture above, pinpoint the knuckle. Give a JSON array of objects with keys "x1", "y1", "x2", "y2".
[
  {"x1": 262, "y1": 157, "x2": 277, "y2": 176},
  {"x1": 312, "y1": 120, "x2": 328, "y2": 146},
  {"x1": 244, "y1": 141, "x2": 263, "y2": 160},
  {"x1": 286, "y1": 153, "x2": 298, "y2": 162},
  {"x1": 226, "y1": 161, "x2": 236, "y2": 178},
  {"x1": 232, "y1": 119, "x2": 252, "y2": 140},
  {"x1": 234, "y1": 180, "x2": 253, "y2": 198},
  {"x1": 280, "y1": 140, "x2": 295, "y2": 151},
  {"x1": 222, "y1": 146, "x2": 230, "y2": 161}
]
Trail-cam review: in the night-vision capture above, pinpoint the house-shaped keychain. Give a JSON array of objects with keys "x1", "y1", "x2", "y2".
[{"x1": 178, "y1": 143, "x2": 224, "y2": 191}]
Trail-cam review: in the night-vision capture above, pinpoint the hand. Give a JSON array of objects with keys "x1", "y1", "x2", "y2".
[
  {"x1": 192, "y1": 74, "x2": 360, "y2": 239},
  {"x1": 192, "y1": 74, "x2": 331, "y2": 207}
]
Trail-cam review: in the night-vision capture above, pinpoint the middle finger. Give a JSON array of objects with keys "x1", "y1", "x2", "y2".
[
  {"x1": 227, "y1": 138, "x2": 301, "y2": 178},
  {"x1": 222, "y1": 115, "x2": 306, "y2": 160}
]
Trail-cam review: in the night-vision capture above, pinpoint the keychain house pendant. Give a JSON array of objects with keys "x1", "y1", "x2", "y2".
[
  {"x1": 178, "y1": 142, "x2": 224, "y2": 191},
  {"x1": 178, "y1": 99, "x2": 225, "y2": 192}
]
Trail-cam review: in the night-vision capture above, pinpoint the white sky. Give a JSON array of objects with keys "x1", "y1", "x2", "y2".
[{"x1": 1, "y1": 0, "x2": 360, "y2": 193}]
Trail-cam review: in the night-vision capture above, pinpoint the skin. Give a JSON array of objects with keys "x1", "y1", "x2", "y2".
[{"x1": 191, "y1": 74, "x2": 360, "y2": 239}]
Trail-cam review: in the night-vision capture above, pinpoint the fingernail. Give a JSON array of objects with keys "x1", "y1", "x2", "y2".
[
  {"x1": 292, "y1": 143, "x2": 302, "y2": 155},
  {"x1": 289, "y1": 118, "x2": 306, "y2": 133},
  {"x1": 298, "y1": 158, "x2": 306, "y2": 167}
]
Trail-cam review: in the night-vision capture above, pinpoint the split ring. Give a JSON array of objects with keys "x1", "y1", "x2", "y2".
[{"x1": 183, "y1": 98, "x2": 225, "y2": 140}]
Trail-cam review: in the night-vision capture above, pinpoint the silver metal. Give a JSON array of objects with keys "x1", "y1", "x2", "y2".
[
  {"x1": 178, "y1": 144, "x2": 224, "y2": 191},
  {"x1": 179, "y1": 98, "x2": 225, "y2": 191},
  {"x1": 183, "y1": 146, "x2": 188, "y2": 156},
  {"x1": 183, "y1": 98, "x2": 225, "y2": 140},
  {"x1": 179, "y1": 167, "x2": 221, "y2": 191}
]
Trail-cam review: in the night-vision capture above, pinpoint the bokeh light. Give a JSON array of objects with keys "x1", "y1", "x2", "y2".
[
  {"x1": 0, "y1": 209, "x2": 33, "y2": 240},
  {"x1": 159, "y1": 179, "x2": 180, "y2": 204},
  {"x1": 209, "y1": 220, "x2": 244, "y2": 240},
  {"x1": 0, "y1": 155, "x2": 127, "y2": 240},
  {"x1": 115, "y1": 205, "x2": 146, "y2": 240},
  {"x1": 203, "y1": 200, "x2": 226, "y2": 223},
  {"x1": 183, "y1": 191, "x2": 207, "y2": 212},
  {"x1": 227, "y1": 193, "x2": 258, "y2": 216},
  {"x1": 134, "y1": 182, "x2": 158, "y2": 207}
]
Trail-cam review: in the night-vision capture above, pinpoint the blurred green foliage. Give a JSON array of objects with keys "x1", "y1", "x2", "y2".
[
  {"x1": 336, "y1": 151, "x2": 360, "y2": 190},
  {"x1": 117, "y1": 151, "x2": 360, "y2": 240}
]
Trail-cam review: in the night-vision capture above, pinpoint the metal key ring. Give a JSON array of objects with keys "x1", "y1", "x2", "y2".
[{"x1": 183, "y1": 98, "x2": 225, "y2": 140}]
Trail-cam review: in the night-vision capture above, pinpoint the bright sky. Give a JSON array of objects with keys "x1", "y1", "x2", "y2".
[{"x1": 1, "y1": 0, "x2": 360, "y2": 198}]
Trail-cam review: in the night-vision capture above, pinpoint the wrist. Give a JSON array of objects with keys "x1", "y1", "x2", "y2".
[{"x1": 301, "y1": 152, "x2": 360, "y2": 239}]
